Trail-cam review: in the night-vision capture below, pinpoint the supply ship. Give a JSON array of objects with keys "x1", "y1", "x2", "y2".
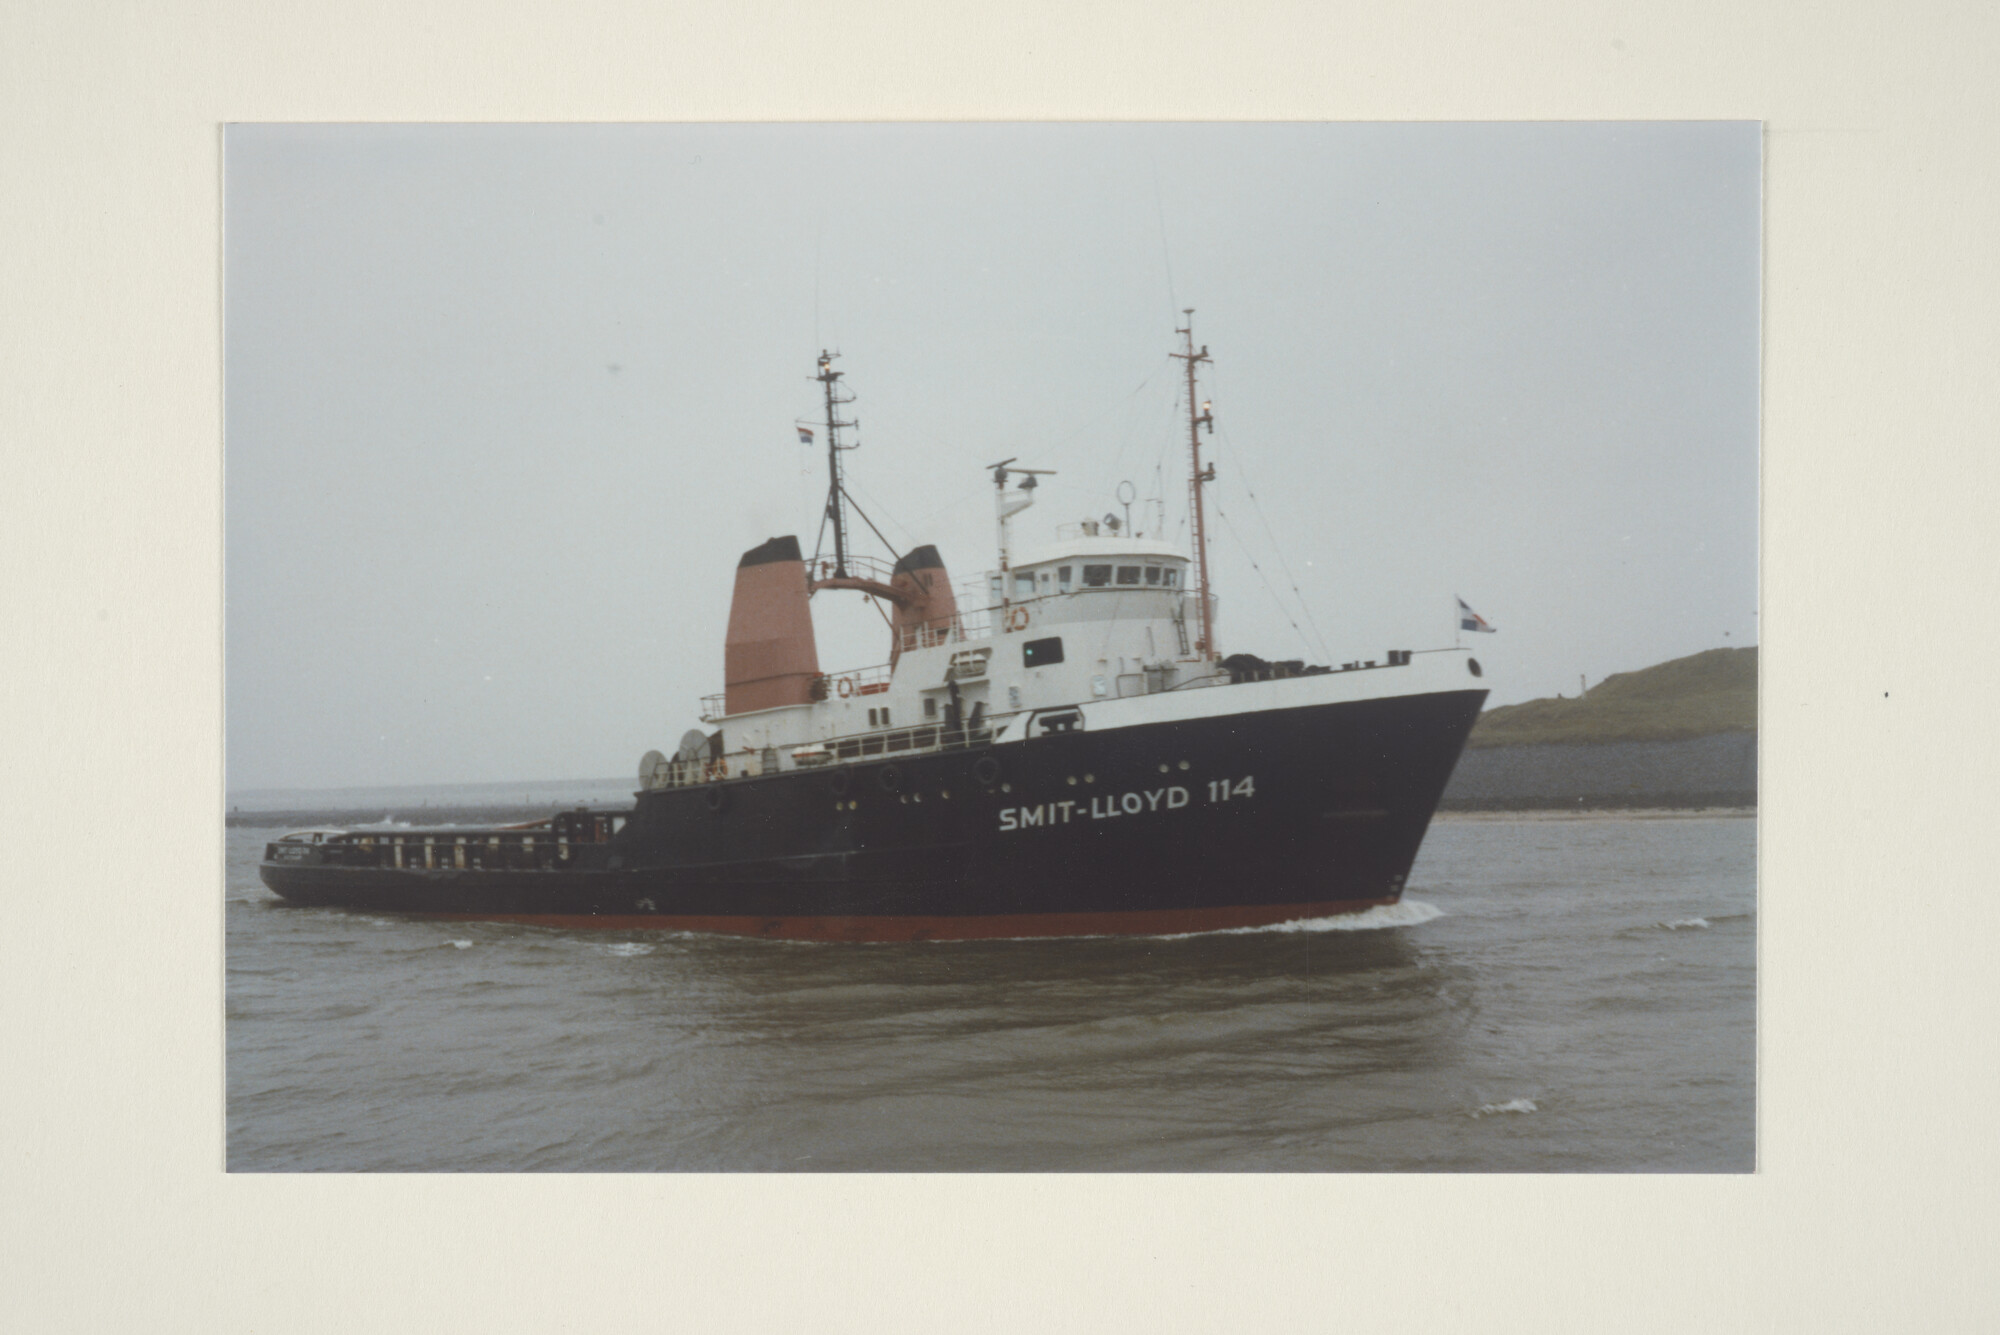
[{"x1": 261, "y1": 315, "x2": 1489, "y2": 940}]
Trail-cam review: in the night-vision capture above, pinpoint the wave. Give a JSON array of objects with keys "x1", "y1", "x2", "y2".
[
  {"x1": 1151, "y1": 899, "x2": 1445, "y2": 939},
  {"x1": 740, "y1": 899, "x2": 1453, "y2": 946},
  {"x1": 1662, "y1": 917, "x2": 1712, "y2": 930},
  {"x1": 1472, "y1": 1098, "x2": 1538, "y2": 1118}
]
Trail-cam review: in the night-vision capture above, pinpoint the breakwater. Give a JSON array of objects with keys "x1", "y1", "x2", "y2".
[{"x1": 1440, "y1": 732, "x2": 1755, "y2": 811}]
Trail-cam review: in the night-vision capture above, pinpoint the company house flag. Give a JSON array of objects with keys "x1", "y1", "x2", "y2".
[{"x1": 1457, "y1": 597, "x2": 1496, "y2": 633}]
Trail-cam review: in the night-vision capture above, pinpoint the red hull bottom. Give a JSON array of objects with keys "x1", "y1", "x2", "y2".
[{"x1": 407, "y1": 897, "x2": 1399, "y2": 942}]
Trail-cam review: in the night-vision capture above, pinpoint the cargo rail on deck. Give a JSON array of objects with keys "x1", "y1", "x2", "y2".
[{"x1": 264, "y1": 809, "x2": 627, "y2": 872}]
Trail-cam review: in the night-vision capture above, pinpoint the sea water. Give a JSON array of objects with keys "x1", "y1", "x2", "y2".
[{"x1": 225, "y1": 812, "x2": 1753, "y2": 1171}]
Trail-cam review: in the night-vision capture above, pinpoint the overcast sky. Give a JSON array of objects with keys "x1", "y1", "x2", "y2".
[{"x1": 225, "y1": 122, "x2": 1758, "y2": 793}]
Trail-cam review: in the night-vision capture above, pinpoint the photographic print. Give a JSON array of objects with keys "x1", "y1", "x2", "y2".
[{"x1": 225, "y1": 122, "x2": 1758, "y2": 1171}]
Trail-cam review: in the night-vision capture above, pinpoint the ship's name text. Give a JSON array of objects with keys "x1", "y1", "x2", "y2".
[{"x1": 997, "y1": 777, "x2": 1254, "y2": 832}]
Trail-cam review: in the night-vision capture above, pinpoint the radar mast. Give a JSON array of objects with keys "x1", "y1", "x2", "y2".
[
  {"x1": 1172, "y1": 311, "x2": 1218, "y2": 659},
  {"x1": 814, "y1": 350, "x2": 859, "y2": 577}
]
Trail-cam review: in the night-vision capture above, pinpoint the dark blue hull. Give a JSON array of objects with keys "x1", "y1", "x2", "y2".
[{"x1": 260, "y1": 688, "x2": 1485, "y2": 939}]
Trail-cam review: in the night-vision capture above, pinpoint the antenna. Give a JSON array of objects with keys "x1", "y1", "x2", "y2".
[
  {"x1": 1117, "y1": 480, "x2": 1137, "y2": 536},
  {"x1": 1171, "y1": 310, "x2": 1218, "y2": 658},
  {"x1": 986, "y1": 458, "x2": 1056, "y2": 488}
]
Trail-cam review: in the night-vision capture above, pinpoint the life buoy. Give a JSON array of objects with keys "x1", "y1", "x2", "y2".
[
  {"x1": 837, "y1": 676, "x2": 855, "y2": 698},
  {"x1": 1006, "y1": 606, "x2": 1030, "y2": 632}
]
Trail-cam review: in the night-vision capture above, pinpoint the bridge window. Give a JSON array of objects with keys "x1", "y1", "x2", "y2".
[
  {"x1": 1145, "y1": 566, "x2": 1162, "y2": 585},
  {"x1": 1023, "y1": 636, "x2": 1064, "y2": 667},
  {"x1": 1116, "y1": 566, "x2": 1141, "y2": 585},
  {"x1": 1014, "y1": 570, "x2": 1036, "y2": 597},
  {"x1": 1058, "y1": 566, "x2": 1072, "y2": 591},
  {"x1": 1163, "y1": 568, "x2": 1181, "y2": 588},
  {"x1": 1082, "y1": 565, "x2": 1112, "y2": 587}
]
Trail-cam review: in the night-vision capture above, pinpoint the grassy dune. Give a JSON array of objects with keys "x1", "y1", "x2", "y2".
[{"x1": 1468, "y1": 646, "x2": 1757, "y2": 748}]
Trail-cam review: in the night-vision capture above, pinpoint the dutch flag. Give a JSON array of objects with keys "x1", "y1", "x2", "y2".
[
  {"x1": 797, "y1": 426, "x2": 814, "y2": 445},
  {"x1": 1458, "y1": 597, "x2": 1496, "y2": 633}
]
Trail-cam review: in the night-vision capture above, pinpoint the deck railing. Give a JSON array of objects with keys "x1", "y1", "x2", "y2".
[
  {"x1": 806, "y1": 554, "x2": 899, "y2": 585},
  {"x1": 820, "y1": 660, "x2": 894, "y2": 698},
  {"x1": 641, "y1": 716, "x2": 1006, "y2": 791}
]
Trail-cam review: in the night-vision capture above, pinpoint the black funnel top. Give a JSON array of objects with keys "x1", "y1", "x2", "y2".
[
  {"x1": 892, "y1": 544, "x2": 945, "y2": 575},
  {"x1": 738, "y1": 535, "x2": 803, "y2": 568}
]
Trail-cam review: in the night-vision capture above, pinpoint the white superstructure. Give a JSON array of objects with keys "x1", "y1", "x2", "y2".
[
  {"x1": 714, "y1": 532, "x2": 1205, "y2": 736},
  {"x1": 641, "y1": 315, "x2": 1456, "y2": 793}
]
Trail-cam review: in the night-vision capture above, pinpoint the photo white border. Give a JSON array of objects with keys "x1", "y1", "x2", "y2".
[{"x1": 8, "y1": 0, "x2": 1994, "y2": 1329}]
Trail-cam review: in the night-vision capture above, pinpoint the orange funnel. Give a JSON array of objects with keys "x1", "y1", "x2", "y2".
[
  {"x1": 889, "y1": 544, "x2": 958, "y2": 663},
  {"x1": 724, "y1": 536, "x2": 822, "y2": 715}
]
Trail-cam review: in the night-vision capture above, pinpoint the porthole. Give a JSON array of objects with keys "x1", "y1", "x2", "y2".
[
  {"x1": 972, "y1": 755, "x2": 1002, "y2": 787},
  {"x1": 705, "y1": 784, "x2": 728, "y2": 813},
  {"x1": 829, "y1": 770, "x2": 851, "y2": 797},
  {"x1": 1468, "y1": 657, "x2": 1483, "y2": 678},
  {"x1": 878, "y1": 764, "x2": 903, "y2": 793}
]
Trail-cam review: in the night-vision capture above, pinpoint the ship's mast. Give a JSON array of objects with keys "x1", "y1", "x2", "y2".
[
  {"x1": 1173, "y1": 311, "x2": 1217, "y2": 659},
  {"x1": 815, "y1": 350, "x2": 858, "y2": 577}
]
